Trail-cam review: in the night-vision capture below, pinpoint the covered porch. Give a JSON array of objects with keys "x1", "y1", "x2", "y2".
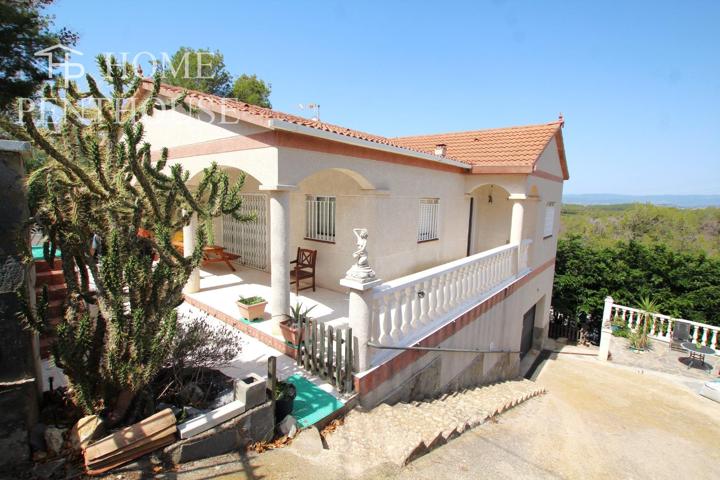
[{"x1": 183, "y1": 262, "x2": 350, "y2": 356}]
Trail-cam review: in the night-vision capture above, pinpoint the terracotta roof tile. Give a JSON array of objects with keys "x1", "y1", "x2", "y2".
[
  {"x1": 391, "y1": 122, "x2": 563, "y2": 168},
  {"x1": 143, "y1": 80, "x2": 565, "y2": 172},
  {"x1": 147, "y1": 81, "x2": 427, "y2": 154}
]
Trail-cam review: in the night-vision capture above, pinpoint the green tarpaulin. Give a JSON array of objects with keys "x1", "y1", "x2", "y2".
[{"x1": 287, "y1": 374, "x2": 344, "y2": 428}]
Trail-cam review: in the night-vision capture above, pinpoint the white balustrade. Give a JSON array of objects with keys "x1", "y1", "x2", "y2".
[
  {"x1": 368, "y1": 241, "x2": 531, "y2": 360},
  {"x1": 609, "y1": 303, "x2": 720, "y2": 350}
]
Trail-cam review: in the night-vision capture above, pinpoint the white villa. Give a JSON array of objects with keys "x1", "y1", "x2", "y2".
[{"x1": 139, "y1": 81, "x2": 569, "y2": 406}]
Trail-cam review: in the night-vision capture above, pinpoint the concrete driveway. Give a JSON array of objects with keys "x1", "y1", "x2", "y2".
[{"x1": 390, "y1": 352, "x2": 720, "y2": 480}]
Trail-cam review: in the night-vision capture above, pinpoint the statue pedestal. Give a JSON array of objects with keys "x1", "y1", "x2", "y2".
[
  {"x1": 340, "y1": 276, "x2": 381, "y2": 291},
  {"x1": 340, "y1": 276, "x2": 382, "y2": 371}
]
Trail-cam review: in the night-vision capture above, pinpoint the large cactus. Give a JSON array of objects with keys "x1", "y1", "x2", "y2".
[{"x1": 12, "y1": 57, "x2": 252, "y2": 419}]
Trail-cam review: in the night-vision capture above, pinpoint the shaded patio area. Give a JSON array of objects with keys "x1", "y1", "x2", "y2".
[{"x1": 183, "y1": 262, "x2": 350, "y2": 355}]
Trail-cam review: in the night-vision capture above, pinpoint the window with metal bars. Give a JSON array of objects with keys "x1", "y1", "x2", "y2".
[
  {"x1": 418, "y1": 198, "x2": 440, "y2": 242},
  {"x1": 305, "y1": 195, "x2": 336, "y2": 242}
]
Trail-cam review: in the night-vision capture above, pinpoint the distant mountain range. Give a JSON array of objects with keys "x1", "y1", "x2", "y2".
[{"x1": 563, "y1": 194, "x2": 720, "y2": 208}]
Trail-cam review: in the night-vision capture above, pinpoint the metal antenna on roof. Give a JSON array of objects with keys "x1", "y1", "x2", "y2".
[{"x1": 298, "y1": 103, "x2": 321, "y2": 122}]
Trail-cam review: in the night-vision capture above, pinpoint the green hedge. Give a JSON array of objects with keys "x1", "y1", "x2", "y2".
[{"x1": 552, "y1": 236, "x2": 720, "y2": 327}]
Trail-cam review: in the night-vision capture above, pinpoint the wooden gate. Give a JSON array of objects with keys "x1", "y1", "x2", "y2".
[
  {"x1": 222, "y1": 193, "x2": 268, "y2": 270},
  {"x1": 296, "y1": 319, "x2": 355, "y2": 393},
  {"x1": 548, "y1": 319, "x2": 580, "y2": 342}
]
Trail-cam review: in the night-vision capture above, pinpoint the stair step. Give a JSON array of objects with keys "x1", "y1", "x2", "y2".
[
  {"x1": 34, "y1": 259, "x2": 62, "y2": 273},
  {"x1": 47, "y1": 300, "x2": 64, "y2": 318},
  {"x1": 35, "y1": 269, "x2": 66, "y2": 286},
  {"x1": 325, "y1": 379, "x2": 547, "y2": 468},
  {"x1": 36, "y1": 284, "x2": 67, "y2": 301}
]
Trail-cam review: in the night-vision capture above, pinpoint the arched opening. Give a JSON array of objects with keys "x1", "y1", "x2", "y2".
[
  {"x1": 186, "y1": 166, "x2": 269, "y2": 271},
  {"x1": 468, "y1": 184, "x2": 512, "y2": 254},
  {"x1": 290, "y1": 168, "x2": 374, "y2": 292}
]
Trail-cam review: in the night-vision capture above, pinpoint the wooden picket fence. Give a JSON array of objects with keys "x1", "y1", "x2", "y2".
[
  {"x1": 548, "y1": 319, "x2": 580, "y2": 343},
  {"x1": 296, "y1": 319, "x2": 355, "y2": 394}
]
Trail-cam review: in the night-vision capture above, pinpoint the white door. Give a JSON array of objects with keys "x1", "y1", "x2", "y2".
[{"x1": 222, "y1": 193, "x2": 268, "y2": 270}]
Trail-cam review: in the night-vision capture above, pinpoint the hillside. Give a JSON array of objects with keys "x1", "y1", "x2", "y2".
[
  {"x1": 559, "y1": 203, "x2": 720, "y2": 257},
  {"x1": 563, "y1": 194, "x2": 720, "y2": 208}
]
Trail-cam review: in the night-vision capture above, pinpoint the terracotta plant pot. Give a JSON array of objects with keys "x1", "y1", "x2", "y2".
[
  {"x1": 237, "y1": 299, "x2": 267, "y2": 321},
  {"x1": 279, "y1": 318, "x2": 303, "y2": 346}
]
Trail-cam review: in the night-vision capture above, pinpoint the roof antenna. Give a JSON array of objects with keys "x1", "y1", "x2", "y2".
[{"x1": 298, "y1": 103, "x2": 321, "y2": 122}]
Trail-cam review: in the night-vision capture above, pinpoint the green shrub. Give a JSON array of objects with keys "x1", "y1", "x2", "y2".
[{"x1": 238, "y1": 296, "x2": 266, "y2": 306}]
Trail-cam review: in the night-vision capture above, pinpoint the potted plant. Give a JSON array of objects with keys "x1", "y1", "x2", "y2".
[
  {"x1": 279, "y1": 302, "x2": 316, "y2": 347},
  {"x1": 628, "y1": 297, "x2": 657, "y2": 352},
  {"x1": 274, "y1": 380, "x2": 296, "y2": 421},
  {"x1": 237, "y1": 296, "x2": 267, "y2": 321}
]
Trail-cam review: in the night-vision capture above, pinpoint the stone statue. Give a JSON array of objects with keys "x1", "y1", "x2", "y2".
[{"x1": 346, "y1": 228, "x2": 376, "y2": 281}]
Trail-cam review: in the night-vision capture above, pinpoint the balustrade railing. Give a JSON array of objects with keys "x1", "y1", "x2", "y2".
[
  {"x1": 367, "y1": 240, "x2": 532, "y2": 363},
  {"x1": 609, "y1": 303, "x2": 719, "y2": 350}
]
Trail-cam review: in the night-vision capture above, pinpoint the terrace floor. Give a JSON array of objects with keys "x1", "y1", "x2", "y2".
[
  {"x1": 178, "y1": 303, "x2": 351, "y2": 404},
  {"x1": 608, "y1": 336, "x2": 720, "y2": 380},
  {"x1": 184, "y1": 263, "x2": 350, "y2": 352}
]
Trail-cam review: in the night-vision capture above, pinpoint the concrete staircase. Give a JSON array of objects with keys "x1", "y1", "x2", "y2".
[{"x1": 324, "y1": 379, "x2": 546, "y2": 467}]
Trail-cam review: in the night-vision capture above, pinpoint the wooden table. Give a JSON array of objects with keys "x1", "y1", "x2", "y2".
[
  {"x1": 172, "y1": 242, "x2": 239, "y2": 271},
  {"x1": 202, "y1": 245, "x2": 239, "y2": 271}
]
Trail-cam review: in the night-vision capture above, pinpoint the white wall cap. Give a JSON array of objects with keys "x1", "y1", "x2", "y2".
[{"x1": 259, "y1": 184, "x2": 297, "y2": 191}]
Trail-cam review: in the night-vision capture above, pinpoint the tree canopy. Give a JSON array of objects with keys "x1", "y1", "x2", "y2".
[
  {"x1": 161, "y1": 47, "x2": 233, "y2": 97},
  {"x1": 560, "y1": 203, "x2": 720, "y2": 257},
  {"x1": 553, "y1": 236, "x2": 720, "y2": 328},
  {"x1": 0, "y1": 0, "x2": 77, "y2": 112},
  {"x1": 162, "y1": 47, "x2": 271, "y2": 107},
  {"x1": 231, "y1": 74, "x2": 271, "y2": 108}
]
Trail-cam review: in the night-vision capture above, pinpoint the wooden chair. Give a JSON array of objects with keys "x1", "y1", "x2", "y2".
[{"x1": 290, "y1": 247, "x2": 317, "y2": 294}]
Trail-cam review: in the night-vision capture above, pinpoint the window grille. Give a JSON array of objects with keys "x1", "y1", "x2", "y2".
[
  {"x1": 418, "y1": 198, "x2": 440, "y2": 242},
  {"x1": 306, "y1": 195, "x2": 336, "y2": 242}
]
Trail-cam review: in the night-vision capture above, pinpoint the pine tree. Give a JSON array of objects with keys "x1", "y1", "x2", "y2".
[{"x1": 11, "y1": 57, "x2": 252, "y2": 421}]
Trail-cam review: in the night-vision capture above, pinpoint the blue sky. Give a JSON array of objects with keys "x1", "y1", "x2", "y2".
[{"x1": 46, "y1": 0, "x2": 719, "y2": 195}]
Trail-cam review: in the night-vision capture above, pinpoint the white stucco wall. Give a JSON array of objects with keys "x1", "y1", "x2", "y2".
[
  {"x1": 278, "y1": 146, "x2": 470, "y2": 290},
  {"x1": 140, "y1": 106, "x2": 566, "y2": 306},
  {"x1": 141, "y1": 101, "x2": 268, "y2": 149},
  {"x1": 534, "y1": 136, "x2": 564, "y2": 177},
  {"x1": 360, "y1": 264, "x2": 556, "y2": 407}
]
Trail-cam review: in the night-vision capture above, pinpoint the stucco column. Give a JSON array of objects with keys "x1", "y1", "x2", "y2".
[
  {"x1": 183, "y1": 212, "x2": 200, "y2": 294},
  {"x1": 260, "y1": 184, "x2": 296, "y2": 323},
  {"x1": 598, "y1": 296, "x2": 614, "y2": 361},
  {"x1": 509, "y1": 194, "x2": 526, "y2": 245},
  {"x1": 526, "y1": 195, "x2": 540, "y2": 268}
]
